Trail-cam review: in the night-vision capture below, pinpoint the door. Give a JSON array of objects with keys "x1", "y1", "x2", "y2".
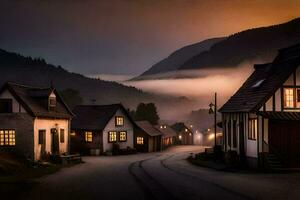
[
  {"x1": 39, "y1": 130, "x2": 46, "y2": 159},
  {"x1": 51, "y1": 128, "x2": 59, "y2": 154},
  {"x1": 269, "y1": 120, "x2": 300, "y2": 167}
]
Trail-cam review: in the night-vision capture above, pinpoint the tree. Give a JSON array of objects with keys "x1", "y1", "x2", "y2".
[
  {"x1": 59, "y1": 88, "x2": 83, "y2": 109},
  {"x1": 134, "y1": 103, "x2": 160, "y2": 125}
]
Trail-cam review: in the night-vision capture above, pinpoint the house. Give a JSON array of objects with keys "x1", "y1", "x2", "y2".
[
  {"x1": 71, "y1": 104, "x2": 135, "y2": 155},
  {"x1": 155, "y1": 124, "x2": 177, "y2": 150},
  {"x1": 0, "y1": 82, "x2": 73, "y2": 161},
  {"x1": 219, "y1": 43, "x2": 300, "y2": 168},
  {"x1": 201, "y1": 126, "x2": 223, "y2": 147},
  {"x1": 134, "y1": 121, "x2": 162, "y2": 152},
  {"x1": 171, "y1": 122, "x2": 194, "y2": 145}
]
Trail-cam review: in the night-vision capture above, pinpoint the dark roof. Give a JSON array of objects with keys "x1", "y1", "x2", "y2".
[
  {"x1": 258, "y1": 111, "x2": 300, "y2": 121},
  {"x1": 71, "y1": 104, "x2": 134, "y2": 130},
  {"x1": 171, "y1": 122, "x2": 192, "y2": 133},
  {"x1": 155, "y1": 125, "x2": 177, "y2": 138},
  {"x1": 135, "y1": 121, "x2": 162, "y2": 136},
  {"x1": 220, "y1": 43, "x2": 300, "y2": 113},
  {"x1": 0, "y1": 82, "x2": 73, "y2": 118}
]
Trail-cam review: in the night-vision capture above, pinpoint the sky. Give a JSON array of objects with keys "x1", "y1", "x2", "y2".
[{"x1": 0, "y1": 0, "x2": 300, "y2": 76}]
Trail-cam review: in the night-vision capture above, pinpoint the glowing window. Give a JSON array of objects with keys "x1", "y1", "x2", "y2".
[
  {"x1": 119, "y1": 131, "x2": 127, "y2": 142},
  {"x1": 108, "y1": 131, "x2": 117, "y2": 142},
  {"x1": 0, "y1": 130, "x2": 15, "y2": 146},
  {"x1": 137, "y1": 137, "x2": 144, "y2": 145},
  {"x1": 115, "y1": 116, "x2": 124, "y2": 126},
  {"x1": 85, "y1": 131, "x2": 93, "y2": 142},
  {"x1": 248, "y1": 119, "x2": 257, "y2": 140},
  {"x1": 284, "y1": 88, "x2": 294, "y2": 108}
]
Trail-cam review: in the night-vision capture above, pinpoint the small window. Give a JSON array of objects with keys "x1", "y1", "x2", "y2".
[
  {"x1": 284, "y1": 88, "x2": 294, "y2": 108},
  {"x1": 60, "y1": 129, "x2": 65, "y2": 143},
  {"x1": 108, "y1": 131, "x2": 117, "y2": 142},
  {"x1": 119, "y1": 131, "x2": 127, "y2": 142},
  {"x1": 38, "y1": 130, "x2": 46, "y2": 144},
  {"x1": 49, "y1": 97, "x2": 56, "y2": 111},
  {"x1": 85, "y1": 131, "x2": 93, "y2": 142},
  {"x1": 0, "y1": 130, "x2": 15, "y2": 146},
  {"x1": 252, "y1": 79, "x2": 265, "y2": 88},
  {"x1": 137, "y1": 137, "x2": 144, "y2": 145},
  {"x1": 115, "y1": 116, "x2": 124, "y2": 126},
  {"x1": 248, "y1": 119, "x2": 257, "y2": 140},
  {"x1": 0, "y1": 99, "x2": 12, "y2": 113}
]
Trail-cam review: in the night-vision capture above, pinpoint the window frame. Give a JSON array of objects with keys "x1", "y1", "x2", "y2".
[
  {"x1": 119, "y1": 131, "x2": 127, "y2": 142},
  {"x1": 0, "y1": 129, "x2": 16, "y2": 146},
  {"x1": 248, "y1": 118, "x2": 257, "y2": 140},
  {"x1": 85, "y1": 131, "x2": 93, "y2": 143},
  {"x1": 136, "y1": 137, "x2": 144, "y2": 145},
  {"x1": 108, "y1": 131, "x2": 117, "y2": 143},
  {"x1": 38, "y1": 130, "x2": 46, "y2": 145},
  {"x1": 60, "y1": 129, "x2": 65, "y2": 143},
  {"x1": 115, "y1": 116, "x2": 124, "y2": 126}
]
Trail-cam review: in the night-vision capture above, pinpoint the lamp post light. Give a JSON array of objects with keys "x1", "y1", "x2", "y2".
[{"x1": 209, "y1": 92, "x2": 217, "y2": 150}]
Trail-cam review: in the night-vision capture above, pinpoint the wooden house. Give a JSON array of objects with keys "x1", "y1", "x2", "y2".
[
  {"x1": 155, "y1": 124, "x2": 176, "y2": 150},
  {"x1": 134, "y1": 121, "x2": 162, "y2": 152},
  {"x1": 171, "y1": 122, "x2": 194, "y2": 145},
  {"x1": 71, "y1": 104, "x2": 135, "y2": 155},
  {"x1": 0, "y1": 82, "x2": 73, "y2": 161},
  {"x1": 219, "y1": 43, "x2": 300, "y2": 168}
]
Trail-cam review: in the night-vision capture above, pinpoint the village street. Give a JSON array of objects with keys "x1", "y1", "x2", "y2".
[{"x1": 19, "y1": 145, "x2": 300, "y2": 200}]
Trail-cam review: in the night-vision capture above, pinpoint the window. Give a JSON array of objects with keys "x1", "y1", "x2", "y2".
[
  {"x1": 115, "y1": 116, "x2": 124, "y2": 126},
  {"x1": 248, "y1": 119, "x2": 257, "y2": 140},
  {"x1": 252, "y1": 79, "x2": 265, "y2": 88},
  {"x1": 108, "y1": 131, "x2": 117, "y2": 142},
  {"x1": 137, "y1": 137, "x2": 144, "y2": 145},
  {"x1": 119, "y1": 131, "x2": 127, "y2": 142},
  {"x1": 85, "y1": 131, "x2": 93, "y2": 142},
  {"x1": 0, "y1": 130, "x2": 15, "y2": 146},
  {"x1": 0, "y1": 99, "x2": 12, "y2": 113},
  {"x1": 49, "y1": 97, "x2": 56, "y2": 111},
  {"x1": 233, "y1": 121, "x2": 237, "y2": 148},
  {"x1": 284, "y1": 88, "x2": 294, "y2": 108},
  {"x1": 228, "y1": 121, "x2": 231, "y2": 147},
  {"x1": 38, "y1": 130, "x2": 46, "y2": 144},
  {"x1": 60, "y1": 129, "x2": 65, "y2": 143}
]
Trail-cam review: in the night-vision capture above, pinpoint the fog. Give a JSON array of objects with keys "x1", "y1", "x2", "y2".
[{"x1": 124, "y1": 63, "x2": 254, "y2": 108}]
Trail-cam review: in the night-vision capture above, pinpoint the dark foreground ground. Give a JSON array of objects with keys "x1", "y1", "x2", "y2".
[{"x1": 4, "y1": 145, "x2": 300, "y2": 200}]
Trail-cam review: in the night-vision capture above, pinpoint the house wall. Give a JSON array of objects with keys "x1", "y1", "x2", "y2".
[
  {"x1": 0, "y1": 113, "x2": 34, "y2": 159},
  {"x1": 33, "y1": 118, "x2": 70, "y2": 160},
  {"x1": 223, "y1": 113, "x2": 258, "y2": 158},
  {"x1": 103, "y1": 109, "x2": 134, "y2": 152},
  {"x1": 70, "y1": 129, "x2": 103, "y2": 155},
  {"x1": 134, "y1": 128, "x2": 149, "y2": 152},
  {"x1": 0, "y1": 89, "x2": 26, "y2": 113}
]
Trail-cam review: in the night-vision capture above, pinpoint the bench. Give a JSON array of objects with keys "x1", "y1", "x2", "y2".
[{"x1": 60, "y1": 154, "x2": 82, "y2": 165}]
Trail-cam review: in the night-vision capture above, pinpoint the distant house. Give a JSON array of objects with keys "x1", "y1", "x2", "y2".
[
  {"x1": 0, "y1": 82, "x2": 73, "y2": 161},
  {"x1": 155, "y1": 124, "x2": 176, "y2": 149},
  {"x1": 171, "y1": 122, "x2": 194, "y2": 145},
  {"x1": 134, "y1": 121, "x2": 162, "y2": 152},
  {"x1": 219, "y1": 43, "x2": 300, "y2": 168},
  {"x1": 71, "y1": 104, "x2": 135, "y2": 155},
  {"x1": 201, "y1": 126, "x2": 223, "y2": 147}
]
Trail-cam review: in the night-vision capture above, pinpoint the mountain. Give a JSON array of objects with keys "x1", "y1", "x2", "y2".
[
  {"x1": 0, "y1": 49, "x2": 192, "y2": 119},
  {"x1": 132, "y1": 37, "x2": 225, "y2": 80},
  {"x1": 134, "y1": 18, "x2": 300, "y2": 80},
  {"x1": 180, "y1": 18, "x2": 300, "y2": 70}
]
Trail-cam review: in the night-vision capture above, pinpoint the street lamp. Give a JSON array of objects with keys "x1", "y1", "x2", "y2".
[{"x1": 209, "y1": 92, "x2": 217, "y2": 150}]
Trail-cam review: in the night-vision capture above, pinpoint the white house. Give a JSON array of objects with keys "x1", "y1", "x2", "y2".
[
  {"x1": 71, "y1": 104, "x2": 135, "y2": 155},
  {"x1": 219, "y1": 43, "x2": 300, "y2": 168},
  {"x1": 0, "y1": 82, "x2": 73, "y2": 161}
]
